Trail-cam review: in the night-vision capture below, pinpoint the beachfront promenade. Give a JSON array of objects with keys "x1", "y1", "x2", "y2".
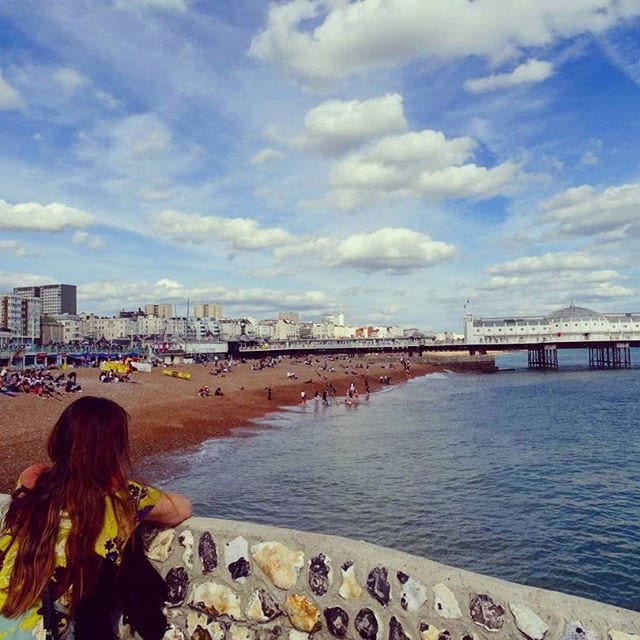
[{"x1": 2, "y1": 334, "x2": 640, "y2": 370}]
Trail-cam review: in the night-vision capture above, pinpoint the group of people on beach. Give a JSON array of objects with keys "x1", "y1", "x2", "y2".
[{"x1": 0, "y1": 368, "x2": 81, "y2": 399}]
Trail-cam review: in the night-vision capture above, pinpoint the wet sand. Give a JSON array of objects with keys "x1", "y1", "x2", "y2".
[{"x1": 0, "y1": 354, "x2": 441, "y2": 492}]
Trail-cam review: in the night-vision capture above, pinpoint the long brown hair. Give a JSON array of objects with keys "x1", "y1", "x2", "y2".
[{"x1": 1, "y1": 396, "x2": 137, "y2": 617}]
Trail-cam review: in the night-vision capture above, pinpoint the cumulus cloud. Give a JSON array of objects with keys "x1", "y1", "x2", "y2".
[
  {"x1": 325, "y1": 129, "x2": 520, "y2": 209},
  {"x1": 52, "y1": 67, "x2": 88, "y2": 94},
  {"x1": 153, "y1": 209, "x2": 296, "y2": 251},
  {"x1": 332, "y1": 227, "x2": 456, "y2": 273},
  {"x1": 72, "y1": 231, "x2": 105, "y2": 249},
  {"x1": 249, "y1": 1, "x2": 640, "y2": 87},
  {"x1": 481, "y1": 269, "x2": 634, "y2": 299},
  {"x1": 464, "y1": 59, "x2": 554, "y2": 93},
  {"x1": 0, "y1": 200, "x2": 94, "y2": 231},
  {"x1": 0, "y1": 69, "x2": 24, "y2": 110},
  {"x1": 0, "y1": 271, "x2": 54, "y2": 290},
  {"x1": 488, "y1": 251, "x2": 607, "y2": 274},
  {"x1": 541, "y1": 182, "x2": 640, "y2": 238},
  {"x1": 292, "y1": 94, "x2": 407, "y2": 154},
  {"x1": 275, "y1": 227, "x2": 456, "y2": 274},
  {"x1": 250, "y1": 148, "x2": 286, "y2": 165},
  {"x1": 78, "y1": 278, "x2": 331, "y2": 313},
  {"x1": 0, "y1": 240, "x2": 27, "y2": 257}
]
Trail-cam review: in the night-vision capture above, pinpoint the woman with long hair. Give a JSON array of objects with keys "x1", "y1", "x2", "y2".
[{"x1": 0, "y1": 396, "x2": 192, "y2": 638}]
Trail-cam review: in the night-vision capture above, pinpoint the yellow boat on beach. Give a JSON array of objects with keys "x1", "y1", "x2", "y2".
[{"x1": 162, "y1": 369, "x2": 192, "y2": 380}]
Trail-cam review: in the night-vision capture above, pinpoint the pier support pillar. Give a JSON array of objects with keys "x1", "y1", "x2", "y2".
[
  {"x1": 588, "y1": 344, "x2": 631, "y2": 369},
  {"x1": 528, "y1": 345, "x2": 558, "y2": 370}
]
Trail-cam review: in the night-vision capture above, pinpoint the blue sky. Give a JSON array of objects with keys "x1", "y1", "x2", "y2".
[{"x1": 0, "y1": 0, "x2": 639, "y2": 330}]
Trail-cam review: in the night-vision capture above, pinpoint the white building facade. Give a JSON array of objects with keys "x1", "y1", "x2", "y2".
[{"x1": 464, "y1": 305, "x2": 640, "y2": 344}]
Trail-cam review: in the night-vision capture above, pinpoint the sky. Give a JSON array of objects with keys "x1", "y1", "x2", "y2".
[{"x1": 0, "y1": 0, "x2": 639, "y2": 331}]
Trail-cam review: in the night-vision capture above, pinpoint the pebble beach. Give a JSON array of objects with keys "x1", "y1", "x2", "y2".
[{"x1": 0, "y1": 354, "x2": 442, "y2": 492}]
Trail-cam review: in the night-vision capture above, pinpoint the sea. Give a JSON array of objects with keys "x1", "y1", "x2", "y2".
[{"x1": 145, "y1": 349, "x2": 640, "y2": 612}]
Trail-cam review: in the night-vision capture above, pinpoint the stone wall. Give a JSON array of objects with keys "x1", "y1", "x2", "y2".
[{"x1": 137, "y1": 516, "x2": 639, "y2": 640}]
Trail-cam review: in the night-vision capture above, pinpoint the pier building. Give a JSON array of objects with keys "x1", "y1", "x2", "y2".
[{"x1": 463, "y1": 305, "x2": 640, "y2": 344}]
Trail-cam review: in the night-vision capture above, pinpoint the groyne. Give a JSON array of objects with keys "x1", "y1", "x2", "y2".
[{"x1": 138, "y1": 516, "x2": 638, "y2": 639}]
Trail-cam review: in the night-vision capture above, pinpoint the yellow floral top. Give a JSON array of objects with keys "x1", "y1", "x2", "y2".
[{"x1": 0, "y1": 480, "x2": 162, "y2": 638}]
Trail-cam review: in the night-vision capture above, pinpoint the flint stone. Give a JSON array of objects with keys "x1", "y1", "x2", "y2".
[
  {"x1": 397, "y1": 572, "x2": 409, "y2": 584},
  {"x1": 285, "y1": 594, "x2": 321, "y2": 633},
  {"x1": 355, "y1": 608, "x2": 380, "y2": 640},
  {"x1": 470, "y1": 594, "x2": 505, "y2": 631},
  {"x1": 309, "y1": 553, "x2": 333, "y2": 596},
  {"x1": 324, "y1": 607, "x2": 349, "y2": 638},
  {"x1": 437, "y1": 632, "x2": 450, "y2": 640},
  {"x1": 418, "y1": 622, "x2": 442, "y2": 640},
  {"x1": 367, "y1": 566, "x2": 391, "y2": 607},
  {"x1": 609, "y1": 633, "x2": 640, "y2": 640},
  {"x1": 228, "y1": 625, "x2": 252, "y2": 640},
  {"x1": 509, "y1": 603, "x2": 548, "y2": 640},
  {"x1": 146, "y1": 529, "x2": 176, "y2": 562},
  {"x1": 165, "y1": 567, "x2": 189, "y2": 606},
  {"x1": 400, "y1": 576, "x2": 427, "y2": 612},
  {"x1": 339, "y1": 561, "x2": 362, "y2": 600},
  {"x1": 186, "y1": 611, "x2": 225, "y2": 640},
  {"x1": 246, "y1": 588, "x2": 283, "y2": 622},
  {"x1": 190, "y1": 581, "x2": 242, "y2": 620},
  {"x1": 252, "y1": 542, "x2": 305, "y2": 590},
  {"x1": 178, "y1": 530, "x2": 194, "y2": 569},
  {"x1": 432, "y1": 584, "x2": 461, "y2": 619},
  {"x1": 563, "y1": 622, "x2": 600, "y2": 640},
  {"x1": 162, "y1": 625, "x2": 186, "y2": 640},
  {"x1": 252, "y1": 625, "x2": 284, "y2": 640},
  {"x1": 389, "y1": 616, "x2": 412, "y2": 640},
  {"x1": 199, "y1": 532, "x2": 218, "y2": 574},
  {"x1": 225, "y1": 536, "x2": 251, "y2": 582}
]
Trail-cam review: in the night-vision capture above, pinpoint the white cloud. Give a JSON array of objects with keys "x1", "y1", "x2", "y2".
[
  {"x1": 52, "y1": 67, "x2": 88, "y2": 94},
  {"x1": 275, "y1": 227, "x2": 456, "y2": 274},
  {"x1": 488, "y1": 251, "x2": 606, "y2": 274},
  {"x1": 0, "y1": 271, "x2": 55, "y2": 291},
  {"x1": 541, "y1": 182, "x2": 640, "y2": 238},
  {"x1": 464, "y1": 59, "x2": 554, "y2": 93},
  {"x1": 114, "y1": 0, "x2": 187, "y2": 11},
  {"x1": 326, "y1": 128, "x2": 520, "y2": 209},
  {"x1": 0, "y1": 69, "x2": 24, "y2": 110},
  {"x1": 78, "y1": 278, "x2": 332, "y2": 313},
  {"x1": 481, "y1": 269, "x2": 633, "y2": 298},
  {"x1": 250, "y1": 148, "x2": 286, "y2": 165},
  {"x1": 332, "y1": 227, "x2": 456, "y2": 273},
  {"x1": 249, "y1": 1, "x2": 640, "y2": 88},
  {"x1": 0, "y1": 241, "x2": 27, "y2": 257},
  {"x1": 0, "y1": 200, "x2": 94, "y2": 231},
  {"x1": 292, "y1": 94, "x2": 407, "y2": 154},
  {"x1": 153, "y1": 209, "x2": 296, "y2": 251},
  {"x1": 72, "y1": 230, "x2": 105, "y2": 249}
]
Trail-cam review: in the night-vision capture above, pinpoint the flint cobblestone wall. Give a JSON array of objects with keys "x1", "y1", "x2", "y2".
[{"x1": 136, "y1": 516, "x2": 640, "y2": 640}]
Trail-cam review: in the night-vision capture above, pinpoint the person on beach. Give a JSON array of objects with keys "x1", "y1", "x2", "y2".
[{"x1": 0, "y1": 396, "x2": 192, "y2": 639}]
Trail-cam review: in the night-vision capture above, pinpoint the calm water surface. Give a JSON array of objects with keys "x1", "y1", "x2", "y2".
[{"x1": 145, "y1": 350, "x2": 640, "y2": 611}]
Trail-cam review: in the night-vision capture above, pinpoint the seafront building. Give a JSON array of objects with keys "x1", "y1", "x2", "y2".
[
  {"x1": 143, "y1": 303, "x2": 175, "y2": 318},
  {"x1": 464, "y1": 305, "x2": 640, "y2": 343},
  {"x1": 0, "y1": 294, "x2": 41, "y2": 342},
  {"x1": 192, "y1": 303, "x2": 223, "y2": 320},
  {"x1": 13, "y1": 284, "x2": 77, "y2": 315}
]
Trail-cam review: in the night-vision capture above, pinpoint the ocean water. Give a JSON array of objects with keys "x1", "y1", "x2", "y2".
[{"x1": 146, "y1": 349, "x2": 640, "y2": 611}]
